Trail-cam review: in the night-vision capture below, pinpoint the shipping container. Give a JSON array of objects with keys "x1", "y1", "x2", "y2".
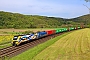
[
  {"x1": 69, "y1": 27, "x2": 74, "y2": 30},
  {"x1": 78, "y1": 27, "x2": 81, "y2": 29},
  {"x1": 46, "y1": 30, "x2": 56, "y2": 35},
  {"x1": 55, "y1": 29, "x2": 62, "y2": 33},
  {"x1": 35, "y1": 31, "x2": 47, "y2": 38},
  {"x1": 61, "y1": 28, "x2": 68, "y2": 32}
]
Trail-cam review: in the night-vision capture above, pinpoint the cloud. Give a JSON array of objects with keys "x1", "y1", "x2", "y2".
[{"x1": 0, "y1": 0, "x2": 90, "y2": 18}]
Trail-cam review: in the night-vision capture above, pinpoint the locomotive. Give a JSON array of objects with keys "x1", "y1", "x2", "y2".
[{"x1": 11, "y1": 27, "x2": 82, "y2": 46}]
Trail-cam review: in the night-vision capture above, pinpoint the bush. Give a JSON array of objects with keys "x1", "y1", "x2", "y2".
[{"x1": 22, "y1": 31, "x2": 34, "y2": 34}]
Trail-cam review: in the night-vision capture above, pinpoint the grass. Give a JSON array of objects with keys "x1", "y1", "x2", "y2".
[
  {"x1": 0, "y1": 35, "x2": 13, "y2": 44},
  {"x1": 0, "y1": 43, "x2": 11, "y2": 49},
  {"x1": 32, "y1": 28, "x2": 90, "y2": 60},
  {"x1": 0, "y1": 35, "x2": 13, "y2": 49},
  {"x1": 10, "y1": 31, "x2": 70, "y2": 60}
]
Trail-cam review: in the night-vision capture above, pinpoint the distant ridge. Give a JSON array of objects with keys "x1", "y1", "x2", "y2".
[{"x1": 0, "y1": 11, "x2": 89, "y2": 28}]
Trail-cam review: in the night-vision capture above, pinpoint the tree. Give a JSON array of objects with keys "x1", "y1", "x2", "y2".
[{"x1": 85, "y1": 0, "x2": 90, "y2": 2}]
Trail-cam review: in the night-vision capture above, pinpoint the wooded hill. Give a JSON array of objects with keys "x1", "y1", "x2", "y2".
[{"x1": 0, "y1": 11, "x2": 90, "y2": 28}]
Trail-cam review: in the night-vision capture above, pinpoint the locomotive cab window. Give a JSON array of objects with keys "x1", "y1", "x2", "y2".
[
  {"x1": 13, "y1": 36, "x2": 18, "y2": 40},
  {"x1": 20, "y1": 37, "x2": 26, "y2": 40}
]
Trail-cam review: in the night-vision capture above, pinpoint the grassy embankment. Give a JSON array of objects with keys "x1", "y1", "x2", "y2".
[{"x1": 33, "y1": 28, "x2": 90, "y2": 60}]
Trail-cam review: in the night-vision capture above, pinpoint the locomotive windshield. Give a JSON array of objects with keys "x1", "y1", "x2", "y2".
[
  {"x1": 13, "y1": 36, "x2": 18, "y2": 40},
  {"x1": 20, "y1": 37, "x2": 26, "y2": 40}
]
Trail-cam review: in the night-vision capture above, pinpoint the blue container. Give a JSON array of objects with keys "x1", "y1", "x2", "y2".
[{"x1": 36, "y1": 31, "x2": 47, "y2": 38}]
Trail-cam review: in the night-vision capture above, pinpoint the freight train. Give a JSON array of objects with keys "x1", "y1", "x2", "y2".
[{"x1": 11, "y1": 27, "x2": 83, "y2": 46}]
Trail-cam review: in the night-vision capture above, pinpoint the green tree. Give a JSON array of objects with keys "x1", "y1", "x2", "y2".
[{"x1": 85, "y1": 0, "x2": 90, "y2": 2}]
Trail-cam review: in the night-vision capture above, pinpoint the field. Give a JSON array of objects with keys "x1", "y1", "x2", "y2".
[
  {"x1": 1, "y1": 28, "x2": 90, "y2": 60},
  {"x1": 0, "y1": 35, "x2": 14, "y2": 49},
  {"x1": 0, "y1": 28, "x2": 55, "y2": 49},
  {"x1": 0, "y1": 28, "x2": 57, "y2": 35},
  {"x1": 32, "y1": 28, "x2": 90, "y2": 60}
]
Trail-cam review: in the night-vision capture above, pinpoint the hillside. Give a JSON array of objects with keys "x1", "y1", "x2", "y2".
[
  {"x1": 0, "y1": 11, "x2": 63, "y2": 28},
  {"x1": 69, "y1": 14, "x2": 90, "y2": 27},
  {"x1": 0, "y1": 11, "x2": 90, "y2": 28}
]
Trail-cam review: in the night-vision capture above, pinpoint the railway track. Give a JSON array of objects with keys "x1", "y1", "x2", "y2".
[{"x1": 0, "y1": 33, "x2": 64, "y2": 60}]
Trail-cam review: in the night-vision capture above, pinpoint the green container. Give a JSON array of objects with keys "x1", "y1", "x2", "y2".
[
  {"x1": 78, "y1": 27, "x2": 80, "y2": 29},
  {"x1": 55, "y1": 28, "x2": 68, "y2": 33},
  {"x1": 55, "y1": 29, "x2": 62, "y2": 33},
  {"x1": 64, "y1": 28, "x2": 68, "y2": 31},
  {"x1": 70, "y1": 27, "x2": 74, "y2": 30},
  {"x1": 61, "y1": 28, "x2": 68, "y2": 32}
]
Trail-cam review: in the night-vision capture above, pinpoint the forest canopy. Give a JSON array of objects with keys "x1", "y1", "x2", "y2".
[{"x1": 0, "y1": 11, "x2": 90, "y2": 29}]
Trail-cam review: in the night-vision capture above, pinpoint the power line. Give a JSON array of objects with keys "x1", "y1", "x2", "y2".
[{"x1": 83, "y1": 4, "x2": 90, "y2": 14}]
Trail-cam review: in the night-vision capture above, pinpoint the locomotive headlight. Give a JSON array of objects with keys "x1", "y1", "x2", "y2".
[
  {"x1": 11, "y1": 41, "x2": 13, "y2": 44},
  {"x1": 16, "y1": 42, "x2": 19, "y2": 45}
]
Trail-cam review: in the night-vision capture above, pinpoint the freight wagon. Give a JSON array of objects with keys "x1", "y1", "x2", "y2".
[
  {"x1": 35, "y1": 31, "x2": 47, "y2": 39},
  {"x1": 46, "y1": 30, "x2": 56, "y2": 35}
]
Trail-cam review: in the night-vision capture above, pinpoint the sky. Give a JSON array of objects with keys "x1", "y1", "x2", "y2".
[{"x1": 0, "y1": 0, "x2": 90, "y2": 18}]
